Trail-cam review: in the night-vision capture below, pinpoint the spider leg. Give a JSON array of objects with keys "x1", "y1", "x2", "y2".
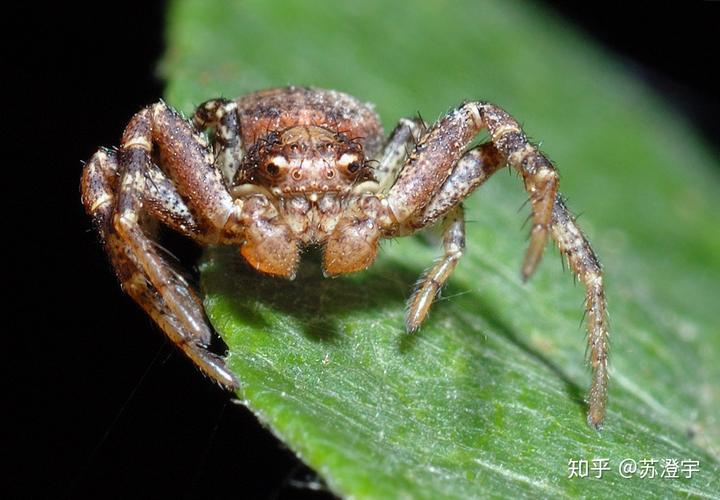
[
  {"x1": 81, "y1": 148, "x2": 118, "y2": 232},
  {"x1": 385, "y1": 103, "x2": 486, "y2": 227},
  {"x1": 385, "y1": 102, "x2": 608, "y2": 427},
  {"x1": 387, "y1": 102, "x2": 559, "y2": 278},
  {"x1": 409, "y1": 138, "x2": 608, "y2": 427},
  {"x1": 82, "y1": 148, "x2": 207, "y2": 239},
  {"x1": 412, "y1": 142, "x2": 505, "y2": 226},
  {"x1": 81, "y1": 148, "x2": 237, "y2": 388},
  {"x1": 551, "y1": 197, "x2": 608, "y2": 428},
  {"x1": 193, "y1": 98, "x2": 243, "y2": 186},
  {"x1": 405, "y1": 205, "x2": 465, "y2": 332},
  {"x1": 475, "y1": 102, "x2": 560, "y2": 280},
  {"x1": 403, "y1": 143, "x2": 503, "y2": 331},
  {"x1": 142, "y1": 155, "x2": 205, "y2": 240},
  {"x1": 375, "y1": 117, "x2": 424, "y2": 192},
  {"x1": 84, "y1": 101, "x2": 252, "y2": 387}
]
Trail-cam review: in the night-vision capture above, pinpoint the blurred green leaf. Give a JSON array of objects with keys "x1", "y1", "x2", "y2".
[{"x1": 163, "y1": 0, "x2": 720, "y2": 497}]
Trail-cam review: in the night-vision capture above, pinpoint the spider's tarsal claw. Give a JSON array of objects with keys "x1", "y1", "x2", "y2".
[
  {"x1": 520, "y1": 259, "x2": 537, "y2": 282},
  {"x1": 586, "y1": 376, "x2": 607, "y2": 429}
]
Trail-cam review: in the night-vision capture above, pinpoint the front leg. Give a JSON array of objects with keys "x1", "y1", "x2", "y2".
[
  {"x1": 413, "y1": 144, "x2": 608, "y2": 426},
  {"x1": 82, "y1": 101, "x2": 263, "y2": 387},
  {"x1": 403, "y1": 144, "x2": 501, "y2": 332},
  {"x1": 82, "y1": 147, "x2": 237, "y2": 387}
]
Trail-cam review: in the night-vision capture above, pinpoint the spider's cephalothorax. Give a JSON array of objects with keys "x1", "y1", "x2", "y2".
[{"x1": 81, "y1": 86, "x2": 609, "y2": 428}]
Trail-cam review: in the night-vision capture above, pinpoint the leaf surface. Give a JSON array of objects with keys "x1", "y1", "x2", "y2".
[{"x1": 163, "y1": 1, "x2": 720, "y2": 497}]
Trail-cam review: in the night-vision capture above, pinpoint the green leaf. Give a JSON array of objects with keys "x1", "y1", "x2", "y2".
[{"x1": 163, "y1": 0, "x2": 720, "y2": 497}]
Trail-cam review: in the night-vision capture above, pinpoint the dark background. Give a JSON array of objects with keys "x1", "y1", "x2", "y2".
[{"x1": 8, "y1": 2, "x2": 718, "y2": 499}]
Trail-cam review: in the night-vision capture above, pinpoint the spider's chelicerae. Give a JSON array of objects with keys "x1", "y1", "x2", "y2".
[{"x1": 82, "y1": 87, "x2": 608, "y2": 427}]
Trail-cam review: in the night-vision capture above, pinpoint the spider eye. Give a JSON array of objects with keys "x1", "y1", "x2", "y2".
[
  {"x1": 265, "y1": 162, "x2": 280, "y2": 176},
  {"x1": 347, "y1": 161, "x2": 362, "y2": 174},
  {"x1": 263, "y1": 155, "x2": 289, "y2": 177}
]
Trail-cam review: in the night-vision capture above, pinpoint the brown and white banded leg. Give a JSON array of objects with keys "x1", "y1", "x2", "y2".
[
  {"x1": 376, "y1": 117, "x2": 424, "y2": 192},
  {"x1": 475, "y1": 103, "x2": 560, "y2": 280},
  {"x1": 83, "y1": 101, "x2": 249, "y2": 387},
  {"x1": 81, "y1": 148, "x2": 118, "y2": 233},
  {"x1": 406, "y1": 205, "x2": 465, "y2": 332},
  {"x1": 459, "y1": 105, "x2": 608, "y2": 426},
  {"x1": 412, "y1": 143, "x2": 505, "y2": 226},
  {"x1": 551, "y1": 197, "x2": 608, "y2": 427},
  {"x1": 417, "y1": 142, "x2": 608, "y2": 426},
  {"x1": 387, "y1": 102, "x2": 558, "y2": 278},
  {"x1": 81, "y1": 147, "x2": 237, "y2": 387},
  {"x1": 83, "y1": 148, "x2": 208, "y2": 239},
  {"x1": 385, "y1": 102, "x2": 608, "y2": 427},
  {"x1": 193, "y1": 98, "x2": 243, "y2": 186},
  {"x1": 403, "y1": 143, "x2": 503, "y2": 331}
]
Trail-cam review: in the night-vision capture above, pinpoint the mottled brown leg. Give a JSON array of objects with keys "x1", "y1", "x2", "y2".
[
  {"x1": 83, "y1": 148, "x2": 206, "y2": 238},
  {"x1": 376, "y1": 117, "x2": 424, "y2": 192},
  {"x1": 193, "y1": 98, "x2": 243, "y2": 186},
  {"x1": 81, "y1": 148, "x2": 237, "y2": 387},
  {"x1": 387, "y1": 102, "x2": 559, "y2": 280},
  {"x1": 109, "y1": 102, "x2": 247, "y2": 386},
  {"x1": 401, "y1": 134, "x2": 608, "y2": 427},
  {"x1": 475, "y1": 103, "x2": 560, "y2": 280},
  {"x1": 401, "y1": 143, "x2": 502, "y2": 331},
  {"x1": 552, "y1": 197, "x2": 608, "y2": 428},
  {"x1": 443, "y1": 144, "x2": 607, "y2": 426},
  {"x1": 81, "y1": 148, "x2": 118, "y2": 232},
  {"x1": 141, "y1": 157, "x2": 205, "y2": 239},
  {"x1": 137, "y1": 102, "x2": 239, "y2": 233},
  {"x1": 386, "y1": 104, "x2": 485, "y2": 226},
  {"x1": 413, "y1": 142, "x2": 505, "y2": 226},
  {"x1": 405, "y1": 205, "x2": 465, "y2": 332},
  {"x1": 385, "y1": 101, "x2": 607, "y2": 426}
]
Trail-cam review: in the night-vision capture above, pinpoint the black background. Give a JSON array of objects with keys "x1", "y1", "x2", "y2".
[{"x1": 8, "y1": 2, "x2": 718, "y2": 499}]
